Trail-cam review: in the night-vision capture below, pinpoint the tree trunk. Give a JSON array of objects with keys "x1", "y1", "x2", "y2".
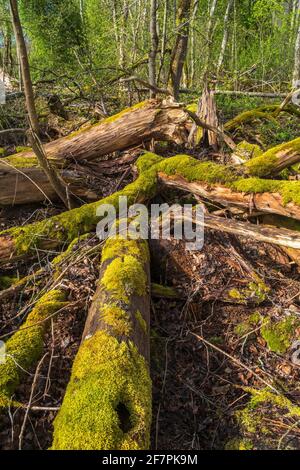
[
  {"x1": 2, "y1": 153, "x2": 300, "y2": 265},
  {"x1": 0, "y1": 101, "x2": 189, "y2": 206},
  {"x1": 293, "y1": 14, "x2": 300, "y2": 87},
  {"x1": 9, "y1": 0, "x2": 40, "y2": 135},
  {"x1": 3, "y1": 100, "x2": 189, "y2": 164},
  {"x1": 169, "y1": 0, "x2": 192, "y2": 100},
  {"x1": 148, "y1": 0, "x2": 159, "y2": 98},
  {"x1": 52, "y1": 236, "x2": 151, "y2": 450},
  {"x1": 217, "y1": 0, "x2": 233, "y2": 73}
]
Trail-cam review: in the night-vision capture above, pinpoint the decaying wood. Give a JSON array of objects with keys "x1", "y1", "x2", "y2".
[
  {"x1": 29, "y1": 130, "x2": 78, "y2": 209},
  {"x1": 195, "y1": 85, "x2": 220, "y2": 150},
  {"x1": 4, "y1": 99, "x2": 189, "y2": 164},
  {"x1": 177, "y1": 212, "x2": 300, "y2": 250},
  {"x1": 0, "y1": 100, "x2": 190, "y2": 206}
]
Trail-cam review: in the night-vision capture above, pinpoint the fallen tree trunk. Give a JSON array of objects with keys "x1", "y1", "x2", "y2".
[
  {"x1": 243, "y1": 137, "x2": 300, "y2": 177},
  {"x1": 0, "y1": 153, "x2": 138, "y2": 206},
  {"x1": 160, "y1": 171, "x2": 300, "y2": 220},
  {"x1": 0, "y1": 289, "x2": 67, "y2": 408},
  {"x1": 52, "y1": 236, "x2": 151, "y2": 450},
  {"x1": 1, "y1": 153, "x2": 300, "y2": 265},
  {"x1": 224, "y1": 104, "x2": 300, "y2": 132}
]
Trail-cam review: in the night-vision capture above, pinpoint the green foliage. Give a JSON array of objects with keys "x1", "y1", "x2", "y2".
[{"x1": 19, "y1": 0, "x2": 84, "y2": 75}]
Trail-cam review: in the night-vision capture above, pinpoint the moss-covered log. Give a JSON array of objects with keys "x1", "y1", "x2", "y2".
[
  {"x1": 0, "y1": 290, "x2": 67, "y2": 408},
  {"x1": 0, "y1": 100, "x2": 189, "y2": 206},
  {"x1": 52, "y1": 236, "x2": 151, "y2": 450},
  {"x1": 244, "y1": 137, "x2": 300, "y2": 177},
  {"x1": 2, "y1": 152, "x2": 300, "y2": 265},
  {"x1": 224, "y1": 104, "x2": 300, "y2": 132}
]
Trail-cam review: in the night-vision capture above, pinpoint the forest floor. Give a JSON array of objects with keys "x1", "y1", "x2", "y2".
[{"x1": 0, "y1": 94, "x2": 300, "y2": 450}]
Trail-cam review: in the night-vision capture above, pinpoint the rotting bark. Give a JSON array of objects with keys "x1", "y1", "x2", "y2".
[
  {"x1": 52, "y1": 236, "x2": 151, "y2": 450},
  {"x1": 2, "y1": 100, "x2": 189, "y2": 165},
  {"x1": 2, "y1": 152, "x2": 300, "y2": 265},
  {"x1": 0, "y1": 100, "x2": 190, "y2": 206}
]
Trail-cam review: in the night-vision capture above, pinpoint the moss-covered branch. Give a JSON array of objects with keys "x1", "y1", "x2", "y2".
[
  {"x1": 2, "y1": 152, "x2": 300, "y2": 265},
  {"x1": 52, "y1": 236, "x2": 151, "y2": 450}
]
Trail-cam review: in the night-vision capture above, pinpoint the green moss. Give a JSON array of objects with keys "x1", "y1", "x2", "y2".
[
  {"x1": 0, "y1": 148, "x2": 5, "y2": 157},
  {"x1": 136, "y1": 152, "x2": 165, "y2": 174},
  {"x1": 0, "y1": 276, "x2": 18, "y2": 290},
  {"x1": 229, "y1": 282, "x2": 268, "y2": 305},
  {"x1": 245, "y1": 137, "x2": 300, "y2": 177},
  {"x1": 51, "y1": 330, "x2": 151, "y2": 450},
  {"x1": 101, "y1": 255, "x2": 147, "y2": 305},
  {"x1": 15, "y1": 146, "x2": 32, "y2": 153},
  {"x1": 225, "y1": 109, "x2": 278, "y2": 132},
  {"x1": 231, "y1": 177, "x2": 300, "y2": 206},
  {"x1": 158, "y1": 154, "x2": 236, "y2": 185},
  {"x1": 101, "y1": 304, "x2": 132, "y2": 337},
  {"x1": 66, "y1": 101, "x2": 148, "y2": 139},
  {"x1": 151, "y1": 283, "x2": 179, "y2": 298},
  {"x1": 0, "y1": 290, "x2": 67, "y2": 399},
  {"x1": 234, "y1": 141, "x2": 263, "y2": 162},
  {"x1": 261, "y1": 315, "x2": 299, "y2": 354},
  {"x1": 135, "y1": 310, "x2": 147, "y2": 334},
  {"x1": 234, "y1": 312, "x2": 262, "y2": 336},
  {"x1": 2, "y1": 155, "x2": 39, "y2": 168},
  {"x1": 102, "y1": 237, "x2": 149, "y2": 265}
]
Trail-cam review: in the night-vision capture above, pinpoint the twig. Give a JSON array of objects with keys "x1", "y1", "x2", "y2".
[
  {"x1": 28, "y1": 129, "x2": 77, "y2": 210},
  {"x1": 191, "y1": 332, "x2": 279, "y2": 394}
]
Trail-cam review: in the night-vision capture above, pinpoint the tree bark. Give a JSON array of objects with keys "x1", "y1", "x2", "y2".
[
  {"x1": 0, "y1": 101, "x2": 190, "y2": 206},
  {"x1": 217, "y1": 0, "x2": 233, "y2": 73},
  {"x1": 148, "y1": 0, "x2": 159, "y2": 98},
  {"x1": 159, "y1": 171, "x2": 300, "y2": 220},
  {"x1": 9, "y1": 0, "x2": 40, "y2": 135},
  {"x1": 179, "y1": 212, "x2": 300, "y2": 250},
  {"x1": 52, "y1": 237, "x2": 151, "y2": 450},
  {"x1": 293, "y1": 3, "x2": 300, "y2": 87}
]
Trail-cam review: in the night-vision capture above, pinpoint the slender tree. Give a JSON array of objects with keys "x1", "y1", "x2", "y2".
[
  {"x1": 9, "y1": 0, "x2": 40, "y2": 134},
  {"x1": 169, "y1": 0, "x2": 192, "y2": 100},
  {"x1": 148, "y1": 0, "x2": 159, "y2": 97}
]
